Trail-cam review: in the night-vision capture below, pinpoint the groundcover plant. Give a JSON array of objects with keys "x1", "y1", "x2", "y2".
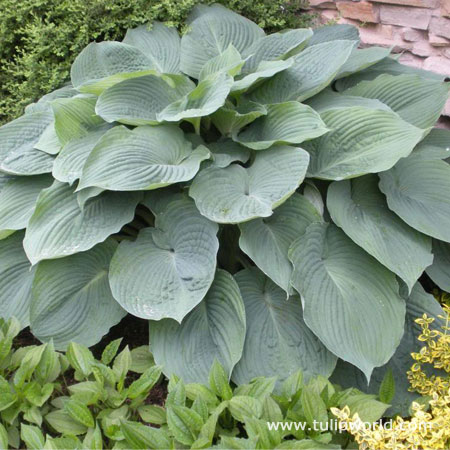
[{"x1": 0, "y1": 3, "x2": 449, "y2": 414}]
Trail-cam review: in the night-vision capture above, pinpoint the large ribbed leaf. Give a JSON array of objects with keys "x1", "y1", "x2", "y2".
[
  {"x1": 304, "y1": 106, "x2": 425, "y2": 180},
  {"x1": 239, "y1": 194, "x2": 321, "y2": 294},
  {"x1": 308, "y1": 24, "x2": 359, "y2": 46},
  {"x1": 78, "y1": 125, "x2": 210, "y2": 191},
  {"x1": 327, "y1": 175, "x2": 433, "y2": 292},
  {"x1": 0, "y1": 175, "x2": 53, "y2": 235},
  {"x1": 52, "y1": 124, "x2": 112, "y2": 184},
  {"x1": 96, "y1": 74, "x2": 194, "y2": 126},
  {"x1": 211, "y1": 102, "x2": 267, "y2": 136},
  {"x1": 0, "y1": 112, "x2": 54, "y2": 175},
  {"x1": 30, "y1": 240, "x2": 126, "y2": 350},
  {"x1": 123, "y1": 22, "x2": 181, "y2": 74},
  {"x1": 199, "y1": 45, "x2": 244, "y2": 79},
  {"x1": 426, "y1": 240, "x2": 450, "y2": 292},
  {"x1": 231, "y1": 59, "x2": 294, "y2": 93},
  {"x1": 336, "y1": 47, "x2": 391, "y2": 79},
  {"x1": 71, "y1": 42, "x2": 158, "y2": 94},
  {"x1": 288, "y1": 223, "x2": 405, "y2": 380},
  {"x1": 35, "y1": 122, "x2": 61, "y2": 155},
  {"x1": 207, "y1": 140, "x2": 250, "y2": 168},
  {"x1": 343, "y1": 74, "x2": 450, "y2": 129},
  {"x1": 232, "y1": 268, "x2": 337, "y2": 385},
  {"x1": 331, "y1": 283, "x2": 444, "y2": 416},
  {"x1": 189, "y1": 146, "x2": 309, "y2": 223},
  {"x1": 157, "y1": 72, "x2": 233, "y2": 122},
  {"x1": 149, "y1": 270, "x2": 245, "y2": 383},
  {"x1": 25, "y1": 85, "x2": 77, "y2": 115},
  {"x1": 23, "y1": 181, "x2": 140, "y2": 264},
  {"x1": 180, "y1": 4, "x2": 265, "y2": 79},
  {"x1": 241, "y1": 29, "x2": 312, "y2": 74},
  {"x1": 248, "y1": 40, "x2": 355, "y2": 104},
  {"x1": 52, "y1": 95, "x2": 104, "y2": 145},
  {"x1": 410, "y1": 128, "x2": 450, "y2": 161},
  {"x1": 379, "y1": 157, "x2": 450, "y2": 242},
  {"x1": 0, "y1": 232, "x2": 34, "y2": 328},
  {"x1": 335, "y1": 56, "x2": 445, "y2": 91},
  {"x1": 109, "y1": 197, "x2": 219, "y2": 322},
  {"x1": 234, "y1": 101, "x2": 328, "y2": 150}
]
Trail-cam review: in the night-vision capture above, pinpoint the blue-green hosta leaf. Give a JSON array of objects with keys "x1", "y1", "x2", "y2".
[
  {"x1": 180, "y1": 4, "x2": 265, "y2": 79},
  {"x1": 211, "y1": 102, "x2": 267, "y2": 136},
  {"x1": 426, "y1": 240, "x2": 450, "y2": 292},
  {"x1": 149, "y1": 269, "x2": 246, "y2": 384},
  {"x1": 304, "y1": 106, "x2": 425, "y2": 180},
  {"x1": 248, "y1": 40, "x2": 355, "y2": 104},
  {"x1": 25, "y1": 85, "x2": 78, "y2": 114},
  {"x1": 335, "y1": 56, "x2": 446, "y2": 91},
  {"x1": 207, "y1": 140, "x2": 250, "y2": 168},
  {"x1": 157, "y1": 72, "x2": 233, "y2": 122},
  {"x1": 199, "y1": 45, "x2": 244, "y2": 80},
  {"x1": 189, "y1": 146, "x2": 309, "y2": 223},
  {"x1": 231, "y1": 59, "x2": 294, "y2": 93},
  {"x1": 241, "y1": 29, "x2": 313, "y2": 74},
  {"x1": 96, "y1": 74, "x2": 195, "y2": 125},
  {"x1": 30, "y1": 240, "x2": 126, "y2": 350},
  {"x1": 308, "y1": 24, "x2": 359, "y2": 46},
  {"x1": 123, "y1": 22, "x2": 181, "y2": 74},
  {"x1": 109, "y1": 197, "x2": 219, "y2": 322},
  {"x1": 327, "y1": 175, "x2": 433, "y2": 292},
  {"x1": 0, "y1": 175, "x2": 53, "y2": 236},
  {"x1": 234, "y1": 101, "x2": 328, "y2": 150},
  {"x1": 411, "y1": 128, "x2": 450, "y2": 161},
  {"x1": 288, "y1": 223, "x2": 405, "y2": 380},
  {"x1": 78, "y1": 125, "x2": 210, "y2": 191},
  {"x1": 336, "y1": 47, "x2": 391, "y2": 79},
  {"x1": 52, "y1": 95, "x2": 104, "y2": 146},
  {"x1": 239, "y1": 194, "x2": 322, "y2": 294},
  {"x1": 379, "y1": 157, "x2": 450, "y2": 242},
  {"x1": 70, "y1": 42, "x2": 158, "y2": 94},
  {"x1": 0, "y1": 232, "x2": 34, "y2": 328},
  {"x1": 52, "y1": 124, "x2": 112, "y2": 184},
  {"x1": 343, "y1": 74, "x2": 450, "y2": 129},
  {"x1": 331, "y1": 283, "x2": 444, "y2": 416},
  {"x1": 35, "y1": 122, "x2": 61, "y2": 155},
  {"x1": 0, "y1": 112, "x2": 54, "y2": 175},
  {"x1": 232, "y1": 268, "x2": 337, "y2": 385},
  {"x1": 23, "y1": 181, "x2": 140, "y2": 264}
]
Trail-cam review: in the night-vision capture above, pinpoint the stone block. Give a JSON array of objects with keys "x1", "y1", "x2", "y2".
[
  {"x1": 336, "y1": 1, "x2": 380, "y2": 22},
  {"x1": 443, "y1": 0, "x2": 450, "y2": 18},
  {"x1": 423, "y1": 55, "x2": 450, "y2": 75},
  {"x1": 430, "y1": 33, "x2": 450, "y2": 46},
  {"x1": 380, "y1": 5, "x2": 432, "y2": 29},
  {"x1": 402, "y1": 28, "x2": 425, "y2": 41},
  {"x1": 412, "y1": 40, "x2": 441, "y2": 57},
  {"x1": 429, "y1": 17, "x2": 450, "y2": 39},
  {"x1": 372, "y1": 0, "x2": 438, "y2": 7}
]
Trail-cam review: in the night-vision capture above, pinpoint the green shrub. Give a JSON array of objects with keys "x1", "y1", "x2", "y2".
[
  {"x1": 0, "y1": 4, "x2": 449, "y2": 417},
  {"x1": 0, "y1": 316, "x2": 389, "y2": 449},
  {"x1": 0, "y1": 0, "x2": 313, "y2": 124}
]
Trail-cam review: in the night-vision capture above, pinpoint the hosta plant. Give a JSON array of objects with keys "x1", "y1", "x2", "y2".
[{"x1": 0, "y1": 4, "x2": 449, "y2": 413}]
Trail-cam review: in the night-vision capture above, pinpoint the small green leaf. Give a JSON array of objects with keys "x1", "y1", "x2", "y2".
[
  {"x1": 228, "y1": 396, "x2": 263, "y2": 421},
  {"x1": 83, "y1": 423, "x2": 103, "y2": 450},
  {"x1": 127, "y1": 365, "x2": 162, "y2": 399},
  {"x1": 20, "y1": 424, "x2": 45, "y2": 450},
  {"x1": 130, "y1": 346, "x2": 154, "y2": 373},
  {"x1": 379, "y1": 368, "x2": 396, "y2": 404},
  {"x1": 0, "y1": 424, "x2": 8, "y2": 450},
  {"x1": 185, "y1": 383, "x2": 219, "y2": 406},
  {"x1": 166, "y1": 376, "x2": 186, "y2": 407},
  {"x1": 340, "y1": 393, "x2": 389, "y2": 423},
  {"x1": 65, "y1": 399, "x2": 95, "y2": 428},
  {"x1": 166, "y1": 405, "x2": 204, "y2": 446},
  {"x1": 137, "y1": 405, "x2": 166, "y2": 425},
  {"x1": 113, "y1": 346, "x2": 131, "y2": 391},
  {"x1": 101, "y1": 338, "x2": 122, "y2": 366},
  {"x1": 121, "y1": 420, "x2": 171, "y2": 449},
  {"x1": 301, "y1": 386, "x2": 328, "y2": 428},
  {"x1": 209, "y1": 360, "x2": 233, "y2": 401},
  {"x1": 66, "y1": 343, "x2": 94, "y2": 378}
]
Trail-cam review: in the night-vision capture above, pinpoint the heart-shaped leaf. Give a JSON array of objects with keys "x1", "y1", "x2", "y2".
[
  {"x1": 149, "y1": 269, "x2": 245, "y2": 383},
  {"x1": 109, "y1": 197, "x2": 219, "y2": 321}
]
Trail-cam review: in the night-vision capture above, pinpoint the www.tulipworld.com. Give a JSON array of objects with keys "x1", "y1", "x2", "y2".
[{"x1": 266, "y1": 419, "x2": 435, "y2": 433}]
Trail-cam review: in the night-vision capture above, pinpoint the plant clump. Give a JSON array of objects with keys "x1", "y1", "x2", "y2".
[{"x1": 0, "y1": 4, "x2": 449, "y2": 415}]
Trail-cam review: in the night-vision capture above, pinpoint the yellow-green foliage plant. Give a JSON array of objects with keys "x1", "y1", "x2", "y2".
[
  {"x1": 332, "y1": 305, "x2": 450, "y2": 449},
  {"x1": 0, "y1": 4, "x2": 449, "y2": 418},
  {"x1": 0, "y1": 0, "x2": 313, "y2": 124}
]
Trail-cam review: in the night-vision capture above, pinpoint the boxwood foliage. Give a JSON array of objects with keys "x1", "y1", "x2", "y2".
[
  {"x1": 0, "y1": 0, "x2": 313, "y2": 124},
  {"x1": 0, "y1": 5, "x2": 449, "y2": 412}
]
